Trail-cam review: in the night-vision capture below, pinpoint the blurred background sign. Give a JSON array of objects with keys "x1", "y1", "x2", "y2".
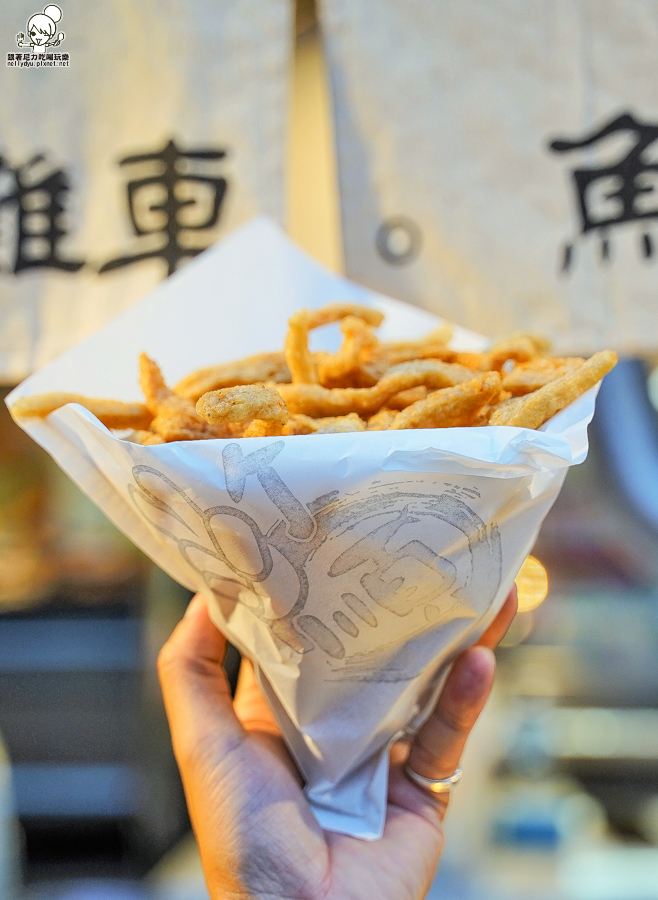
[
  {"x1": 320, "y1": 0, "x2": 658, "y2": 355},
  {"x1": 0, "y1": 0, "x2": 292, "y2": 382}
]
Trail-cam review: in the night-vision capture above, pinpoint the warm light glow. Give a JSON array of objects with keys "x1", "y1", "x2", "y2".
[{"x1": 515, "y1": 555, "x2": 549, "y2": 612}]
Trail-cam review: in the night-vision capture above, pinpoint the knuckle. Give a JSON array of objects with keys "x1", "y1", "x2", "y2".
[
  {"x1": 439, "y1": 705, "x2": 475, "y2": 735},
  {"x1": 157, "y1": 638, "x2": 225, "y2": 686},
  {"x1": 411, "y1": 733, "x2": 442, "y2": 771},
  {"x1": 156, "y1": 639, "x2": 179, "y2": 681}
]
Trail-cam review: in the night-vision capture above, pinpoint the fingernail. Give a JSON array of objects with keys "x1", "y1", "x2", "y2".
[{"x1": 459, "y1": 646, "x2": 495, "y2": 698}]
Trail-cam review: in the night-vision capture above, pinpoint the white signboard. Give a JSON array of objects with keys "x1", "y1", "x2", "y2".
[
  {"x1": 321, "y1": 0, "x2": 658, "y2": 355},
  {"x1": 0, "y1": 0, "x2": 291, "y2": 380}
]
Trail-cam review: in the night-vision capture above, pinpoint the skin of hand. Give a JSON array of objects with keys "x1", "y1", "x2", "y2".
[{"x1": 158, "y1": 588, "x2": 518, "y2": 900}]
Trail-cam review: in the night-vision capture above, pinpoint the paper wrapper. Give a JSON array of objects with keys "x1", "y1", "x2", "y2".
[{"x1": 7, "y1": 217, "x2": 597, "y2": 839}]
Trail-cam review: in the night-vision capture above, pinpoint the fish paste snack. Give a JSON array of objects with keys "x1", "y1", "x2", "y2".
[{"x1": 11, "y1": 305, "x2": 617, "y2": 439}]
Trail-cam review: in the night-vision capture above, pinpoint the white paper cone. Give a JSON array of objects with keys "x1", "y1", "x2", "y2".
[{"x1": 7, "y1": 217, "x2": 597, "y2": 839}]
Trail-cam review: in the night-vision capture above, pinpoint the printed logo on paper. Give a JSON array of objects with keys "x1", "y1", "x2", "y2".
[
  {"x1": 7, "y1": 5, "x2": 69, "y2": 67},
  {"x1": 127, "y1": 442, "x2": 503, "y2": 683},
  {"x1": 549, "y1": 111, "x2": 658, "y2": 272}
]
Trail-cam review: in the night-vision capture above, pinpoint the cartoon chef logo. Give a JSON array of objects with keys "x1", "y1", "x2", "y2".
[{"x1": 16, "y1": 5, "x2": 65, "y2": 54}]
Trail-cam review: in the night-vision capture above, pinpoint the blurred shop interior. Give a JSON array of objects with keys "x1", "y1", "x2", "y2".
[{"x1": 3, "y1": 1, "x2": 658, "y2": 899}]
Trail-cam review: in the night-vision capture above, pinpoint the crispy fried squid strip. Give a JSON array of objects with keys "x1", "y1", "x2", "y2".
[
  {"x1": 276, "y1": 359, "x2": 479, "y2": 417},
  {"x1": 502, "y1": 357, "x2": 585, "y2": 396},
  {"x1": 116, "y1": 429, "x2": 166, "y2": 445},
  {"x1": 285, "y1": 309, "x2": 319, "y2": 385},
  {"x1": 285, "y1": 303, "x2": 385, "y2": 385},
  {"x1": 361, "y1": 342, "x2": 457, "y2": 381},
  {"x1": 387, "y1": 386, "x2": 428, "y2": 410},
  {"x1": 283, "y1": 413, "x2": 366, "y2": 435},
  {"x1": 318, "y1": 316, "x2": 379, "y2": 387},
  {"x1": 379, "y1": 322, "x2": 453, "y2": 353},
  {"x1": 389, "y1": 373, "x2": 502, "y2": 429},
  {"x1": 11, "y1": 393, "x2": 152, "y2": 430},
  {"x1": 489, "y1": 350, "x2": 617, "y2": 429},
  {"x1": 174, "y1": 353, "x2": 290, "y2": 402},
  {"x1": 366, "y1": 408, "x2": 397, "y2": 430},
  {"x1": 139, "y1": 353, "x2": 227, "y2": 440},
  {"x1": 197, "y1": 384, "x2": 289, "y2": 437},
  {"x1": 306, "y1": 303, "x2": 384, "y2": 330}
]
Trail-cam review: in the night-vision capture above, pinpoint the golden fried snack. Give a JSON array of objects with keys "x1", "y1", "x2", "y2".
[
  {"x1": 243, "y1": 420, "x2": 281, "y2": 438},
  {"x1": 387, "y1": 386, "x2": 428, "y2": 410},
  {"x1": 489, "y1": 350, "x2": 618, "y2": 429},
  {"x1": 285, "y1": 303, "x2": 385, "y2": 385},
  {"x1": 389, "y1": 373, "x2": 502, "y2": 430},
  {"x1": 502, "y1": 357, "x2": 585, "y2": 396},
  {"x1": 367, "y1": 408, "x2": 397, "y2": 430},
  {"x1": 315, "y1": 414, "x2": 366, "y2": 433},
  {"x1": 447, "y1": 334, "x2": 552, "y2": 373},
  {"x1": 285, "y1": 309, "x2": 319, "y2": 385},
  {"x1": 174, "y1": 352, "x2": 290, "y2": 402},
  {"x1": 318, "y1": 316, "x2": 379, "y2": 387},
  {"x1": 147, "y1": 412, "x2": 230, "y2": 441},
  {"x1": 140, "y1": 353, "x2": 227, "y2": 440},
  {"x1": 378, "y1": 323, "x2": 453, "y2": 354},
  {"x1": 277, "y1": 359, "x2": 478, "y2": 418},
  {"x1": 197, "y1": 384, "x2": 289, "y2": 437},
  {"x1": 15, "y1": 303, "x2": 617, "y2": 442},
  {"x1": 283, "y1": 413, "x2": 366, "y2": 435},
  {"x1": 484, "y1": 333, "x2": 552, "y2": 370},
  {"x1": 11, "y1": 393, "x2": 152, "y2": 430},
  {"x1": 306, "y1": 303, "x2": 384, "y2": 330},
  {"x1": 361, "y1": 342, "x2": 456, "y2": 382},
  {"x1": 118, "y1": 429, "x2": 166, "y2": 445}
]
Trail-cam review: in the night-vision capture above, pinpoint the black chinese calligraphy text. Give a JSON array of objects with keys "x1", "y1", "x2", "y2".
[
  {"x1": 100, "y1": 139, "x2": 228, "y2": 278},
  {"x1": 0, "y1": 153, "x2": 84, "y2": 273},
  {"x1": 549, "y1": 111, "x2": 658, "y2": 271}
]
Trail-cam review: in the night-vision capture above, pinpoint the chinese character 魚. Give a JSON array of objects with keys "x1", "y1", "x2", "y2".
[{"x1": 550, "y1": 111, "x2": 658, "y2": 269}]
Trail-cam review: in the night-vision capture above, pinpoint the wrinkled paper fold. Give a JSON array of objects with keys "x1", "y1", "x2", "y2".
[{"x1": 7, "y1": 218, "x2": 597, "y2": 838}]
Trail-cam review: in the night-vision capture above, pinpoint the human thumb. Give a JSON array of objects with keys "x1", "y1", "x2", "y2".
[{"x1": 158, "y1": 594, "x2": 245, "y2": 774}]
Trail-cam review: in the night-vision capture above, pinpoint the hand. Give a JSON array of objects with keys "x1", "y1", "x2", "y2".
[{"x1": 158, "y1": 589, "x2": 517, "y2": 900}]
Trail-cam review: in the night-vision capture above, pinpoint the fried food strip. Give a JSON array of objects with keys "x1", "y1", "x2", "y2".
[
  {"x1": 283, "y1": 413, "x2": 366, "y2": 435},
  {"x1": 361, "y1": 342, "x2": 456, "y2": 383},
  {"x1": 276, "y1": 359, "x2": 479, "y2": 417},
  {"x1": 243, "y1": 419, "x2": 282, "y2": 438},
  {"x1": 285, "y1": 309, "x2": 319, "y2": 385},
  {"x1": 387, "y1": 386, "x2": 428, "y2": 410},
  {"x1": 197, "y1": 385, "x2": 289, "y2": 437},
  {"x1": 489, "y1": 350, "x2": 618, "y2": 429},
  {"x1": 117, "y1": 429, "x2": 166, "y2": 445},
  {"x1": 379, "y1": 323, "x2": 453, "y2": 353},
  {"x1": 11, "y1": 393, "x2": 152, "y2": 430},
  {"x1": 306, "y1": 303, "x2": 384, "y2": 330},
  {"x1": 367, "y1": 408, "x2": 397, "y2": 430},
  {"x1": 486, "y1": 333, "x2": 551, "y2": 369},
  {"x1": 174, "y1": 352, "x2": 290, "y2": 402},
  {"x1": 447, "y1": 334, "x2": 553, "y2": 373},
  {"x1": 285, "y1": 303, "x2": 385, "y2": 385},
  {"x1": 318, "y1": 316, "x2": 379, "y2": 387},
  {"x1": 140, "y1": 353, "x2": 228, "y2": 440},
  {"x1": 502, "y1": 357, "x2": 585, "y2": 396},
  {"x1": 469, "y1": 392, "x2": 514, "y2": 426},
  {"x1": 389, "y1": 373, "x2": 503, "y2": 429},
  {"x1": 314, "y1": 414, "x2": 366, "y2": 433}
]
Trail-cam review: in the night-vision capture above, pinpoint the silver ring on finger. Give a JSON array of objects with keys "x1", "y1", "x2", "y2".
[{"x1": 404, "y1": 763, "x2": 463, "y2": 794}]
